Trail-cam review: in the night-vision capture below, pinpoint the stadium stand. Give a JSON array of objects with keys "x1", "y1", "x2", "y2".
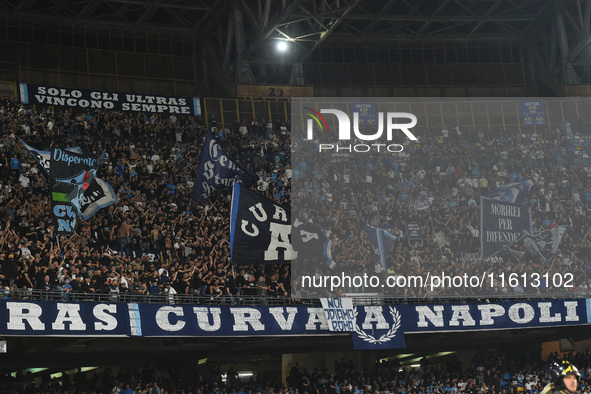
[
  {"x1": 2, "y1": 0, "x2": 591, "y2": 392},
  {"x1": 2, "y1": 96, "x2": 591, "y2": 301},
  {"x1": 0, "y1": 96, "x2": 293, "y2": 304}
]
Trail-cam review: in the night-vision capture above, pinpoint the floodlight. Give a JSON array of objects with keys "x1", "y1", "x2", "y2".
[{"x1": 277, "y1": 41, "x2": 288, "y2": 52}]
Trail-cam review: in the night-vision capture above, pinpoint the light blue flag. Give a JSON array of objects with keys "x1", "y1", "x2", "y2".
[
  {"x1": 523, "y1": 226, "x2": 566, "y2": 261},
  {"x1": 365, "y1": 223, "x2": 397, "y2": 272},
  {"x1": 485, "y1": 179, "x2": 532, "y2": 205}
]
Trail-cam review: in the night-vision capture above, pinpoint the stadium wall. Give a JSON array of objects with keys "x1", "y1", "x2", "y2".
[
  {"x1": 0, "y1": 81, "x2": 15, "y2": 97},
  {"x1": 565, "y1": 85, "x2": 591, "y2": 96},
  {"x1": 203, "y1": 97, "x2": 290, "y2": 127},
  {"x1": 307, "y1": 63, "x2": 537, "y2": 97},
  {"x1": 0, "y1": 38, "x2": 205, "y2": 97},
  {"x1": 201, "y1": 96, "x2": 591, "y2": 134}
]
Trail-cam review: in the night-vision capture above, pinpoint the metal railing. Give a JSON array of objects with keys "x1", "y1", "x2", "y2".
[
  {"x1": 1, "y1": 288, "x2": 301, "y2": 306},
  {"x1": 0, "y1": 288, "x2": 585, "y2": 306}
]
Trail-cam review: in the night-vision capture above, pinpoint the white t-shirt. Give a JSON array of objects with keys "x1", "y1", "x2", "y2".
[
  {"x1": 19, "y1": 174, "x2": 30, "y2": 188},
  {"x1": 166, "y1": 286, "x2": 178, "y2": 304},
  {"x1": 20, "y1": 246, "x2": 31, "y2": 258}
]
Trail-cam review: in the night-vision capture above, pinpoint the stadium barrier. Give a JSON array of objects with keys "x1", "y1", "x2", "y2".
[{"x1": 0, "y1": 288, "x2": 586, "y2": 306}]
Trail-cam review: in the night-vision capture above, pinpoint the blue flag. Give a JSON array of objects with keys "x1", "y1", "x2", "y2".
[
  {"x1": 192, "y1": 132, "x2": 258, "y2": 202},
  {"x1": 19, "y1": 137, "x2": 83, "y2": 176},
  {"x1": 523, "y1": 226, "x2": 566, "y2": 261},
  {"x1": 480, "y1": 197, "x2": 531, "y2": 259},
  {"x1": 50, "y1": 149, "x2": 103, "y2": 234},
  {"x1": 230, "y1": 183, "x2": 335, "y2": 267},
  {"x1": 413, "y1": 195, "x2": 431, "y2": 211},
  {"x1": 365, "y1": 224, "x2": 397, "y2": 272},
  {"x1": 485, "y1": 179, "x2": 532, "y2": 205},
  {"x1": 66, "y1": 176, "x2": 118, "y2": 220}
]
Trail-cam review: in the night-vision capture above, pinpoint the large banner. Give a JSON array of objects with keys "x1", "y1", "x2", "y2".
[
  {"x1": 481, "y1": 197, "x2": 531, "y2": 259},
  {"x1": 352, "y1": 299, "x2": 586, "y2": 350},
  {"x1": 50, "y1": 148, "x2": 101, "y2": 234},
  {"x1": 0, "y1": 301, "x2": 129, "y2": 336},
  {"x1": 19, "y1": 84, "x2": 201, "y2": 115},
  {"x1": 191, "y1": 132, "x2": 258, "y2": 202},
  {"x1": 0, "y1": 299, "x2": 588, "y2": 351}
]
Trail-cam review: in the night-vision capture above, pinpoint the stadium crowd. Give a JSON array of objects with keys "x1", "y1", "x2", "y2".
[
  {"x1": 293, "y1": 117, "x2": 591, "y2": 298},
  {"x1": 2, "y1": 350, "x2": 591, "y2": 393},
  {"x1": 0, "y1": 96, "x2": 591, "y2": 300},
  {"x1": 0, "y1": 96, "x2": 291, "y2": 302}
]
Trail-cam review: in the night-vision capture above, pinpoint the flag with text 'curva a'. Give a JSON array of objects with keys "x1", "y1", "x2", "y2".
[{"x1": 230, "y1": 183, "x2": 334, "y2": 267}]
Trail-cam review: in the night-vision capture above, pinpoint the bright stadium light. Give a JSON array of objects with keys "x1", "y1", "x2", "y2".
[{"x1": 277, "y1": 41, "x2": 288, "y2": 52}]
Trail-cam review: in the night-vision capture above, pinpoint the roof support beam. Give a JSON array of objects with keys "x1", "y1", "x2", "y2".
[
  {"x1": 359, "y1": 0, "x2": 397, "y2": 39},
  {"x1": 414, "y1": 0, "x2": 453, "y2": 39},
  {"x1": 466, "y1": 0, "x2": 503, "y2": 39},
  {"x1": 300, "y1": 0, "x2": 363, "y2": 62}
]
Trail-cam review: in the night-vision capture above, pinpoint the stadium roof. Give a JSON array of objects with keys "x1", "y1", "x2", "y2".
[
  {"x1": 0, "y1": 0, "x2": 588, "y2": 84},
  {"x1": 0, "y1": 0, "x2": 554, "y2": 43}
]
